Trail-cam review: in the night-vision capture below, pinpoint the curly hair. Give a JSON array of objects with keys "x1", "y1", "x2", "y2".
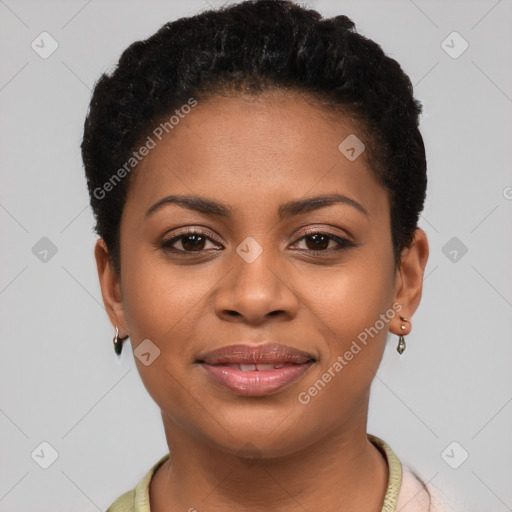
[{"x1": 81, "y1": 0, "x2": 426, "y2": 275}]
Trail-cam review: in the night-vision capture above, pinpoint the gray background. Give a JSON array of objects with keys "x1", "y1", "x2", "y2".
[{"x1": 1, "y1": 0, "x2": 511, "y2": 511}]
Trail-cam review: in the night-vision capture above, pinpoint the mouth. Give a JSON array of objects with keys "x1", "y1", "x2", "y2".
[{"x1": 197, "y1": 343, "x2": 316, "y2": 397}]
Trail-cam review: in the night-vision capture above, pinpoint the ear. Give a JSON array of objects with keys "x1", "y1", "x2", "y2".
[
  {"x1": 94, "y1": 238, "x2": 129, "y2": 338},
  {"x1": 391, "y1": 228, "x2": 429, "y2": 336}
]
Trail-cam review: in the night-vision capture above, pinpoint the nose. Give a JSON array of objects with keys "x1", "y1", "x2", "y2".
[{"x1": 213, "y1": 248, "x2": 299, "y2": 325}]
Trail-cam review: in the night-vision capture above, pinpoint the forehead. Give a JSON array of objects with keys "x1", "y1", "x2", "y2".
[{"x1": 124, "y1": 91, "x2": 388, "y2": 221}]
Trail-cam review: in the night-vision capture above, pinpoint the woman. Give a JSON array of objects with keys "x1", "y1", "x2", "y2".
[{"x1": 81, "y1": 1, "x2": 455, "y2": 510}]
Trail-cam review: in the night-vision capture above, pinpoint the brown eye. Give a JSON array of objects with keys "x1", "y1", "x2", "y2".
[
  {"x1": 292, "y1": 230, "x2": 356, "y2": 254},
  {"x1": 160, "y1": 229, "x2": 223, "y2": 253},
  {"x1": 180, "y1": 234, "x2": 206, "y2": 251},
  {"x1": 304, "y1": 233, "x2": 331, "y2": 251}
]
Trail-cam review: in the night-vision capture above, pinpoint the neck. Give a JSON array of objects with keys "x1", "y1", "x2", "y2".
[{"x1": 150, "y1": 405, "x2": 389, "y2": 511}]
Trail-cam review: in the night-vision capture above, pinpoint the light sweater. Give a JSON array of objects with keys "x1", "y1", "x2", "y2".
[{"x1": 106, "y1": 434, "x2": 458, "y2": 511}]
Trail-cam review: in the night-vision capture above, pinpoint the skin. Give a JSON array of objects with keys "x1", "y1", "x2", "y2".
[{"x1": 95, "y1": 90, "x2": 429, "y2": 512}]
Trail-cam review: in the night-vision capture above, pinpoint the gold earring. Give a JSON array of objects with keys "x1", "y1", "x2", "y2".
[
  {"x1": 113, "y1": 326, "x2": 124, "y2": 355},
  {"x1": 397, "y1": 316, "x2": 409, "y2": 354}
]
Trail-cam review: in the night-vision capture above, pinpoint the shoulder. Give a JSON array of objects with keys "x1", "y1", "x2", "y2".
[
  {"x1": 368, "y1": 434, "x2": 464, "y2": 512},
  {"x1": 397, "y1": 466, "x2": 462, "y2": 512},
  {"x1": 105, "y1": 454, "x2": 170, "y2": 512},
  {"x1": 106, "y1": 489, "x2": 135, "y2": 512}
]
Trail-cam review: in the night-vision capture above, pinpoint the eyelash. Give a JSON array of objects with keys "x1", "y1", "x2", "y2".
[{"x1": 159, "y1": 227, "x2": 356, "y2": 256}]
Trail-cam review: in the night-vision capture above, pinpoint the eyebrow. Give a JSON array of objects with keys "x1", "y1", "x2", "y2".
[{"x1": 145, "y1": 193, "x2": 368, "y2": 219}]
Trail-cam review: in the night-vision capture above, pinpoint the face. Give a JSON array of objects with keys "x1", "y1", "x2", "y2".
[{"x1": 96, "y1": 90, "x2": 428, "y2": 458}]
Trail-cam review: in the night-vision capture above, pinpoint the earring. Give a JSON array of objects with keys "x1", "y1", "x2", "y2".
[
  {"x1": 113, "y1": 326, "x2": 124, "y2": 355},
  {"x1": 397, "y1": 316, "x2": 409, "y2": 354}
]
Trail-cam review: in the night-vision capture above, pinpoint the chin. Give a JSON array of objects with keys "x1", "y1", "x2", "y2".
[{"x1": 197, "y1": 410, "x2": 322, "y2": 460}]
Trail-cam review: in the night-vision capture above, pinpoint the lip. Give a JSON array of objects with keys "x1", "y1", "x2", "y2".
[{"x1": 197, "y1": 343, "x2": 316, "y2": 397}]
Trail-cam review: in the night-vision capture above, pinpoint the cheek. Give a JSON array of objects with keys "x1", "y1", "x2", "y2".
[
  {"x1": 315, "y1": 256, "x2": 394, "y2": 338},
  {"x1": 119, "y1": 255, "x2": 203, "y2": 424},
  {"x1": 121, "y1": 247, "x2": 200, "y2": 340},
  {"x1": 304, "y1": 252, "x2": 395, "y2": 391},
  {"x1": 119, "y1": 247, "x2": 216, "y2": 400}
]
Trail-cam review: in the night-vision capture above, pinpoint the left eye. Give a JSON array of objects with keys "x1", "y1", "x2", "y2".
[{"x1": 292, "y1": 232, "x2": 353, "y2": 252}]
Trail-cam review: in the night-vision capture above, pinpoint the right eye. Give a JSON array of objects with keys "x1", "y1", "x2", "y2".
[{"x1": 160, "y1": 228, "x2": 224, "y2": 254}]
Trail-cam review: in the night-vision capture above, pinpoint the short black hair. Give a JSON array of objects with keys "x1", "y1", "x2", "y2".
[{"x1": 82, "y1": 0, "x2": 426, "y2": 275}]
